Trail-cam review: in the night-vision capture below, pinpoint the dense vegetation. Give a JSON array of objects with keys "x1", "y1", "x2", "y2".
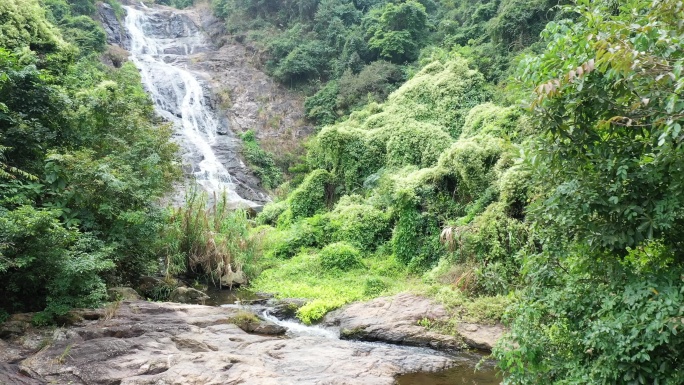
[
  {"x1": 0, "y1": 0, "x2": 179, "y2": 322},
  {"x1": 1, "y1": 0, "x2": 683, "y2": 383},
  {"x1": 205, "y1": 0, "x2": 684, "y2": 382}
]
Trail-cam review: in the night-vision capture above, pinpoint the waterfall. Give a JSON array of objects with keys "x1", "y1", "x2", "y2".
[{"x1": 123, "y1": 5, "x2": 257, "y2": 207}]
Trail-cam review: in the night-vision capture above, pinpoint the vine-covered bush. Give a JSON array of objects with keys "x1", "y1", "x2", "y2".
[
  {"x1": 319, "y1": 242, "x2": 363, "y2": 272},
  {"x1": 327, "y1": 202, "x2": 391, "y2": 250},
  {"x1": 460, "y1": 103, "x2": 525, "y2": 140},
  {"x1": 256, "y1": 200, "x2": 288, "y2": 226},
  {"x1": 288, "y1": 169, "x2": 332, "y2": 219},
  {"x1": 436, "y1": 135, "x2": 510, "y2": 200}
]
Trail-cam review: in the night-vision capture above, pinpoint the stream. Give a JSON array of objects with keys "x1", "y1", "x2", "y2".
[{"x1": 210, "y1": 288, "x2": 501, "y2": 384}]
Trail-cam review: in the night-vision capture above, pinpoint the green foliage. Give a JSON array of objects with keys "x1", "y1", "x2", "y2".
[
  {"x1": 494, "y1": 1, "x2": 684, "y2": 383},
  {"x1": 161, "y1": 190, "x2": 264, "y2": 283},
  {"x1": 60, "y1": 15, "x2": 106, "y2": 54},
  {"x1": 288, "y1": 169, "x2": 332, "y2": 219},
  {"x1": 522, "y1": 0, "x2": 684, "y2": 255},
  {"x1": 497, "y1": 252, "x2": 684, "y2": 385},
  {"x1": 240, "y1": 130, "x2": 283, "y2": 190},
  {"x1": 365, "y1": 0, "x2": 428, "y2": 63},
  {"x1": 161, "y1": 0, "x2": 195, "y2": 9},
  {"x1": 304, "y1": 80, "x2": 339, "y2": 126},
  {"x1": 488, "y1": 0, "x2": 556, "y2": 49},
  {"x1": 0, "y1": 0, "x2": 65, "y2": 53},
  {"x1": 270, "y1": 214, "x2": 327, "y2": 258},
  {"x1": 0, "y1": 1, "x2": 179, "y2": 317},
  {"x1": 327, "y1": 201, "x2": 391, "y2": 250},
  {"x1": 319, "y1": 241, "x2": 362, "y2": 272},
  {"x1": 460, "y1": 103, "x2": 527, "y2": 140},
  {"x1": 436, "y1": 134, "x2": 509, "y2": 199},
  {"x1": 362, "y1": 276, "x2": 388, "y2": 296},
  {"x1": 256, "y1": 200, "x2": 288, "y2": 226},
  {"x1": 0, "y1": 206, "x2": 113, "y2": 317},
  {"x1": 336, "y1": 60, "x2": 404, "y2": 112}
]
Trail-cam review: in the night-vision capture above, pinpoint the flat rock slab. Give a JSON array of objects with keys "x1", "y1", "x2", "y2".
[
  {"x1": 324, "y1": 293, "x2": 504, "y2": 351},
  {"x1": 4, "y1": 301, "x2": 453, "y2": 385}
]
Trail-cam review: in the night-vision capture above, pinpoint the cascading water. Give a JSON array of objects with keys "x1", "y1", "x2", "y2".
[{"x1": 123, "y1": 5, "x2": 257, "y2": 207}]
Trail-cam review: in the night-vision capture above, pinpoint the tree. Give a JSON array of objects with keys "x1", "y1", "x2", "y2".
[
  {"x1": 365, "y1": 0, "x2": 428, "y2": 63},
  {"x1": 495, "y1": 1, "x2": 684, "y2": 383}
]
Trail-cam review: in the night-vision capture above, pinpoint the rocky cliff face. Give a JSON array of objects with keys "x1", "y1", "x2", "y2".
[
  {"x1": 97, "y1": 2, "x2": 311, "y2": 205},
  {"x1": 98, "y1": 3, "x2": 128, "y2": 46}
]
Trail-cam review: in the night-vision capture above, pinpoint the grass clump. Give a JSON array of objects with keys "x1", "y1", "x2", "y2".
[{"x1": 159, "y1": 189, "x2": 265, "y2": 285}]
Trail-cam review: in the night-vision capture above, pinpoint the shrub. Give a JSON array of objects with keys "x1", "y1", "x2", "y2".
[
  {"x1": 256, "y1": 200, "x2": 288, "y2": 226},
  {"x1": 385, "y1": 123, "x2": 453, "y2": 168},
  {"x1": 0, "y1": 206, "x2": 113, "y2": 317},
  {"x1": 160, "y1": 190, "x2": 262, "y2": 284},
  {"x1": 460, "y1": 103, "x2": 524, "y2": 140},
  {"x1": 240, "y1": 130, "x2": 282, "y2": 190},
  {"x1": 270, "y1": 216, "x2": 327, "y2": 259},
  {"x1": 362, "y1": 276, "x2": 388, "y2": 296},
  {"x1": 305, "y1": 81, "x2": 340, "y2": 126},
  {"x1": 319, "y1": 242, "x2": 363, "y2": 272},
  {"x1": 335, "y1": 61, "x2": 404, "y2": 112},
  {"x1": 327, "y1": 203, "x2": 391, "y2": 250},
  {"x1": 436, "y1": 135, "x2": 510, "y2": 199},
  {"x1": 288, "y1": 169, "x2": 333, "y2": 219}
]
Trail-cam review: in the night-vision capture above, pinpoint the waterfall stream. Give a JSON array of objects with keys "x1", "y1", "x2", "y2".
[{"x1": 123, "y1": 5, "x2": 257, "y2": 207}]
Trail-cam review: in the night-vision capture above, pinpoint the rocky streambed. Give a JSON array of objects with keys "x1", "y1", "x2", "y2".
[{"x1": 0, "y1": 293, "x2": 502, "y2": 385}]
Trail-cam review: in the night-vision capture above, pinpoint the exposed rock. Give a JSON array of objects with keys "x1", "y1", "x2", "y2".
[
  {"x1": 236, "y1": 318, "x2": 286, "y2": 335},
  {"x1": 0, "y1": 314, "x2": 33, "y2": 339},
  {"x1": 169, "y1": 287, "x2": 210, "y2": 304},
  {"x1": 267, "y1": 298, "x2": 308, "y2": 319},
  {"x1": 220, "y1": 269, "x2": 247, "y2": 288},
  {"x1": 324, "y1": 293, "x2": 504, "y2": 351},
  {"x1": 5, "y1": 301, "x2": 453, "y2": 384},
  {"x1": 107, "y1": 287, "x2": 143, "y2": 301},
  {"x1": 456, "y1": 322, "x2": 505, "y2": 351},
  {"x1": 97, "y1": 3, "x2": 128, "y2": 46},
  {"x1": 137, "y1": 275, "x2": 163, "y2": 295},
  {"x1": 0, "y1": 363, "x2": 43, "y2": 385}
]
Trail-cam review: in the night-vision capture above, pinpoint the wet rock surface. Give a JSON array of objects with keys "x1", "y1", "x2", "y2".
[
  {"x1": 98, "y1": 3, "x2": 128, "y2": 46},
  {"x1": 1, "y1": 301, "x2": 454, "y2": 385},
  {"x1": 324, "y1": 293, "x2": 504, "y2": 351}
]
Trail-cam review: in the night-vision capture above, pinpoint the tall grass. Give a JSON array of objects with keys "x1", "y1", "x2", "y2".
[{"x1": 160, "y1": 188, "x2": 264, "y2": 287}]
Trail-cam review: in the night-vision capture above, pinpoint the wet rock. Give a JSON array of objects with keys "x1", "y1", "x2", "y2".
[
  {"x1": 324, "y1": 293, "x2": 504, "y2": 351},
  {"x1": 8, "y1": 301, "x2": 453, "y2": 385},
  {"x1": 97, "y1": 3, "x2": 127, "y2": 46},
  {"x1": 169, "y1": 287, "x2": 210, "y2": 304},
  {"x1": 236, "y1": 318, "x2": 286, "y2": 335},
  {"x1": 107, "y1": 287, "x2": 142, "y2": 301},
  {"x1": 267, "y1": 298, "x2": 308, "y2": 319}
]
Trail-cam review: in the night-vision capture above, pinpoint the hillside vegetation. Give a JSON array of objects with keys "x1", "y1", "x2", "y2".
[
  {"x1": 205, "y1": 0, "x2": 684, "y2": 383},
  {"x1": 0, "y1": 0, "x2": 179, "y2": 321},
  {"x1": 0, "y1": 0, "x2": 682, "y2": 383}
]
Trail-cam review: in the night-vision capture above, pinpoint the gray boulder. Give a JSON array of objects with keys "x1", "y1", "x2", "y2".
[{"x1": 169, "y1": 287, "x2": 210, "y2": 304}]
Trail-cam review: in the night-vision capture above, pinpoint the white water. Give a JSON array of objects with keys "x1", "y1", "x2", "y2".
[
  {"x1": 261, "y1": 310, "x2": 340, "y2": 339},
  {"x1": 124, "y1": 6, "x2": 255, "y2": 207}
]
